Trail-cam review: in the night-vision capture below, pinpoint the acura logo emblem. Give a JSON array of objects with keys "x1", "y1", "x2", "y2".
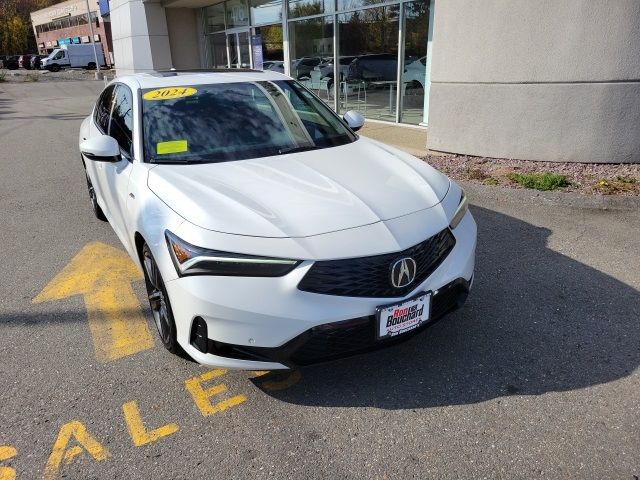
[{"x1": 390, "y1": 257, "x2": 417, "y2": 288}]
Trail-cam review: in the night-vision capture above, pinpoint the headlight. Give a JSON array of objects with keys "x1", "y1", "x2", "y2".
[
  {"x1": 449, "y1": 191, "x2": 469, "y2": 229},
  {"x1": 166, "y1": 231, "x2": 301, "y2": 277}
]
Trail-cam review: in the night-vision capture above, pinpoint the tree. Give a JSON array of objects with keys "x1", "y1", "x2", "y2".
[{"x1": 0, "y1": 0, "x2": 59, "y2": 54}]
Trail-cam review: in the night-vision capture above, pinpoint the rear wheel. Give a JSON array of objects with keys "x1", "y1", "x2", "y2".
[
  {"x1": 141, "y1": 244, "x2": 182, "y2": 355},
  {"x1": 87, "y1": 62, "x2": 96, "y2": 70},
  {"x1": 85, "y1": 172, "x2": 107, "y2": 221}
]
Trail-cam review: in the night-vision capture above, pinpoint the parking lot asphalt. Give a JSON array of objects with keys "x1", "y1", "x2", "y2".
[{"x1": 0, "y1": 80, "x2": 638, "y2": 479}]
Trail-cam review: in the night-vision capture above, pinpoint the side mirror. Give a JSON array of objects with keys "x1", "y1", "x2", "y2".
[
  {"x1": 80, "y1": 135, "x2": 121, "y2": 162},
  {"x1": 343, "y1": 110, "x2": 365, "y2": 132}
]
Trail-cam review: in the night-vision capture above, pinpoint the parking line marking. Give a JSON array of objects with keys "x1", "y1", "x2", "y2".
[
  {"x1": 33, "y1": 242, "x2": 154, "y2": 362},
  {"x1": 122, "y1": 401, "x2": 179, "y2": 447},
  {"x1": 185, "y1": 369, "x2": 247, "y2": 416},
  {"x1": 45, "y1": 420, "x2": 110, "y2": 480},
  {"x1": 0, "y1": 446, "x2": 17, "y2": 480}
]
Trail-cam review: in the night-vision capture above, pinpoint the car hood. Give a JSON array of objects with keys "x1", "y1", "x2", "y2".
[{"x1": 147, "y1": 138, "x2": 450, "y2": 238}]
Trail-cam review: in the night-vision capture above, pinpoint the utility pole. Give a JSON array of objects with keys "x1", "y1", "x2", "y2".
[{"x1": 84, "y1": 0, "x2": 102, "y2": 80}]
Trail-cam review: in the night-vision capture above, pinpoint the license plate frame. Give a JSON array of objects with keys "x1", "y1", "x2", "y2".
[{"x1": 375, "y1": 291, "x2": 432, "y2": 340}]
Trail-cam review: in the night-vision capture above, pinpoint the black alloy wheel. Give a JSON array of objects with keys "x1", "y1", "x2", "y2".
[
  {"x1": 141, "y1": 244, "x2": 182, "y2": 354},
  {"x1": 85, "y1": 172, "x2": 107, "y2": 221}
]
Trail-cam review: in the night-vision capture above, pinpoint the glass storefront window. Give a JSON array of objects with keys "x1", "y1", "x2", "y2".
[
  {"x1": 205, "y1": 3, "x2": 225, "y2": 32},
  {"x1": 289, "y1": 16, "x2": 333, "y2": 80},
  {"x1": 254, "y1": 24, "x2": 284, "y2": 65},
  {"x1": 338, "y1": 6, "x2": 399, "y2": 121},
  {"x1": 337, "y1": 0, "x2": 386, "y2": 11},
  {"x1": 400, "y1": 0, "x2": 428, "y2": 124},
  {"x1": 226, "y1": 0, "x2": 250, "y2": 27},
  {"x1": 288, "y1": 0, "x2": 334, "y2": 19},
  {"x1": 202, "y1": 0, "x2": 429, "y2": 125},
  {"x1": 250, "y1": 0, "x2": 282, "y2": 25}
]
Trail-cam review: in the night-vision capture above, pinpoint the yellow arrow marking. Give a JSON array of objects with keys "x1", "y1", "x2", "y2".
[{"x1": 33, "y1": 242, "x2": 154, "y2": 362}]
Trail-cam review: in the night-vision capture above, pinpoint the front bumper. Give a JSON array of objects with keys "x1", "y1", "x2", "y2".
[
  {"x1": 164, "y1": 211, "x2": 476, "y2": 370},
  {"x1": 196, "y1": 277, "x2": 470, "y2": 368}
]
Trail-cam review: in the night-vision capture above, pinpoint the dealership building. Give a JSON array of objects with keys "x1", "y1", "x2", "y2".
[
  {"x1": 30, "y1": 0, "x2": 114, "y2": 66},
  {"x1": 105, "y1": 0, "x2": 638, "y2": 162}
]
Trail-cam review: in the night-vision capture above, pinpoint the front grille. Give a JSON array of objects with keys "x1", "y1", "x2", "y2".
[
  {"x1": 290, "y1": 278, "x2": 470, "y2": 365},
  {"x1": 298, "y1": 228, "x2": 456, "y2": 298}
]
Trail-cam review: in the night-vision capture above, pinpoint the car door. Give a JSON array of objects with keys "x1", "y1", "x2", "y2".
[
  {"x1": 85, "y1": 83, "x2": 115, "y2": 213},
  {"x1": 99, "y1": 84, "x2": 136, "y2": 247}
]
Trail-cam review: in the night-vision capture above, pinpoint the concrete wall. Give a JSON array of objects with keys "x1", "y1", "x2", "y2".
[
  {"x1": 165, "y1": 8, "x2": 201, "y2": 70},
  {"x1": 110, "y1": 0, "x2": 172, "y2": 75},
  {"x1": 427, "y1": 0, "x2": 640, "y2": 163}
]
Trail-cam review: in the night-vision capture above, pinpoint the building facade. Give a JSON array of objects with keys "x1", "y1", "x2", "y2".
[
  {"x1": 31, "y1": 0, "x2": 114, "y2": 66},
  {"x1": 108, "y1": 0, "x2": 640, "y2": 163}
]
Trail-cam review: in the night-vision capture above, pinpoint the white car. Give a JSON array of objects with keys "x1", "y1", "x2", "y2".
[{"x1": 79, "y1": 70, "x2": 476, "y2": 370}]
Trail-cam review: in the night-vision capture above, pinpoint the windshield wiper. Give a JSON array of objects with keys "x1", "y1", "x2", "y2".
[{"x1": 278, "y1": 145, "x2": 320, "y2": 155}]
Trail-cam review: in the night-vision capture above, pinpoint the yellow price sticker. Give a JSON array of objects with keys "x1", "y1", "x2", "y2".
[
  {"x1": 143, "y1": 87, "x2": 197, "y2": 101},
  {"x1": 157, "y1": 140, "x2": 188, "y2": 155}
]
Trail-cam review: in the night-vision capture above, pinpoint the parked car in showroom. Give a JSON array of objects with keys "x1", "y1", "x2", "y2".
[
  {"x1": 79, "y1": 70, "x2": 476, "y2": 369},
  {"x1": 403, "y1": 55, "x2": 427, "y2": 89},
  {"x1": 291, "y1": 56, "x2": 323, "y2": 79},
  {"x1": 346, "y1": 53, "x2": 398, "y2": 83},
  {"x1": 313, "y1": 56, "x2": 357, "y2": 88}
]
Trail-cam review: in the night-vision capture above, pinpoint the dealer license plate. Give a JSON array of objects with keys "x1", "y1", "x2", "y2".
[{"x1": 376, "y1": 292, "x2": 431, "y2": 340}]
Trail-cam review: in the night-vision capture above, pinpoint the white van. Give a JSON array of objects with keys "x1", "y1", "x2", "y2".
[{"x1": 41, "y1": 44, "x2": 106, "y2": 72}]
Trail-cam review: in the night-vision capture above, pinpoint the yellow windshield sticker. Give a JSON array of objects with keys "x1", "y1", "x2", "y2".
[
  {"x1": 143, "y1": 87, "x2": 197, "y2": 101},
  {"x1": 157, "y1": 140, "x2": 188, "y2": 155}
]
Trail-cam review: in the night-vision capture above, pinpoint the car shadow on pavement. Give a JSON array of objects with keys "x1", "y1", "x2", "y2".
[{"x1": 254, "y1": 206, "x2": 640, "y2": 409}]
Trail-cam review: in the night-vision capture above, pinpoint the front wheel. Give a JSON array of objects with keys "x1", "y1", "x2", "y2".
[
  {"x1": 141, "y1": 244, "x2": 182, "y2": 355},
  {"x1": 49, "y1": 63, "x2": 61, "y2": 72}
]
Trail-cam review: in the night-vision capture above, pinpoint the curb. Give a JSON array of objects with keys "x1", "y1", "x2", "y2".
[{"x1": 460, "y1": 181, "x2": 640, "y2": 212}]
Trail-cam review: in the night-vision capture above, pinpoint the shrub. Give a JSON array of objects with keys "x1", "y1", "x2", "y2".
[
  {"x1": 593, "y1": 178, "x2": 637, "y2": 194},
  {"x1": 508, "y1": 172, "x2": 571, "y2": 191}
]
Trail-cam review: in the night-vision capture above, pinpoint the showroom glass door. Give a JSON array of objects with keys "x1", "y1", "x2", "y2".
[{"x1": 227, "y1": 30, "x2": 251, "y2": 68}]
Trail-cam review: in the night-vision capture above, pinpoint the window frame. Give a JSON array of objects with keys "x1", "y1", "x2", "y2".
[
  {"x1": 109, "y1": 84, "x2": 135, "y2": 161},
  {"x1": 93, "y1": 84, "x2": 116, "y2": 135}
]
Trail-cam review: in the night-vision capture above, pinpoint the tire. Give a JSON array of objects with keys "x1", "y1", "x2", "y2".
[
  {"x1": 141, "y1": 244, "x2": 183, "y2": 355},
  {"x1": 87, "y1": 62, "x2": 96, "y2": 70},
  {"x1": 49, "y1": 63, "x2": 61, "y2": 72},
  {"x1": 85, "y1": 171, "x2": 107, "y2": 221}
]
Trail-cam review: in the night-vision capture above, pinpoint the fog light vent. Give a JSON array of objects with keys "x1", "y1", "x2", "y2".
[{"x1": 191, "y1": 316, "x2": 208, "y2": 353}]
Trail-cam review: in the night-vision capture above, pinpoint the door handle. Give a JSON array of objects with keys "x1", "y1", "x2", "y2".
[{"x1": 129, "y1": 193, "x2": 135, "y2": 199}]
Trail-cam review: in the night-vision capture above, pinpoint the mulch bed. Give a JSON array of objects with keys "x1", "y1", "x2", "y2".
[{"x1": 422, "y1": 154, "x2": 640, "y2": 196}]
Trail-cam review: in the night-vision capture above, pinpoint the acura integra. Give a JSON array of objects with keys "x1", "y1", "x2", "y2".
[{"x1": 79, "y1": 69, "x2": 476, "y2": 369}]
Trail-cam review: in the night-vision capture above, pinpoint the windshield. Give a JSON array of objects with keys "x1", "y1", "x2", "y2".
[{"x1": 141, "y1": 80, "x2": 357, "y2": 164}]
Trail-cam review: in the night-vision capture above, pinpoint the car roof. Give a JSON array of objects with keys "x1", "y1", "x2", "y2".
[{"x1": 117, "y1": 69, "x2": 292, "y2": 90}]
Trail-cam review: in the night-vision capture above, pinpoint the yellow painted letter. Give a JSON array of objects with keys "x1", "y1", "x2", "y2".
[
  {"x1": 45, "y1": 421, "x2": 110, "y2": 480},
  {"x1": 185, "y1": 369, "x2": 246, "y2": 416},
  {"x1": 0, "y1": 446, "x2": 17, "y2": 480},
  {"x1": 122, "y1": 401, "x2": 179, "y2": 447}
]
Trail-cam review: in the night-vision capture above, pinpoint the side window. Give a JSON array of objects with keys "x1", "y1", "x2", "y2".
[
  {"x1": 109, "y1": 85, "x2": 134, "y2": 158},
  {"x1": 94, "y1": 85, "x2": 115, "y2": 133}
]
